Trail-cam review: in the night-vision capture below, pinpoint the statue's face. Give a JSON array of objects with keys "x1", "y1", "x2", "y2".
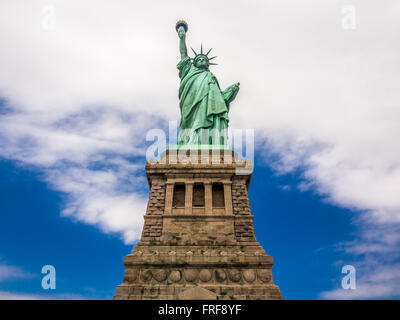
[{"x1": 194, "y1": 55, "x2": 209, "y2": 69}]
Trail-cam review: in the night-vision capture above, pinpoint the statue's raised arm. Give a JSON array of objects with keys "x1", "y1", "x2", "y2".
[{"x1": 176, "y1": 20, "x2": 188, "y2": 60}]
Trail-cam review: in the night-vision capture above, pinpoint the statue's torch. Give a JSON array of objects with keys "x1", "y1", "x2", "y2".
[{"x1": 175, "y1": 20, "x2": 188, "y2": 33}]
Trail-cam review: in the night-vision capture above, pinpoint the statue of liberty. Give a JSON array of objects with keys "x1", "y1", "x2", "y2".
[{"x1": 175, "y1": 20, "x2": 240, "y2": 146}]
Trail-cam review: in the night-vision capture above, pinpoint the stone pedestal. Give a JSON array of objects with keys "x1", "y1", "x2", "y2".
[{"x1": 113, "y1": 149, "x2": 282, "y2": 300}]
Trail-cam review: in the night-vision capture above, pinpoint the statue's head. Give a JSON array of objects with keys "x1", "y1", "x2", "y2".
[
  {"x1": 193, "y1": 54, "x2": 210, "y2": 69},
  {"x1": 191, "y1": 45, "x2": 217, "y2": 70}
]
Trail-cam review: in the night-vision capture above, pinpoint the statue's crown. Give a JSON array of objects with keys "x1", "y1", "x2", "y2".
[{"x1": 191, "y1": 44, "x2": 218, "y2": 65}]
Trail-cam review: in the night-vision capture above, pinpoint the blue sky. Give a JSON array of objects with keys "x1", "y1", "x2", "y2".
[{"x1": 0, "y1": 0, "x2": 400, "y2": 299}]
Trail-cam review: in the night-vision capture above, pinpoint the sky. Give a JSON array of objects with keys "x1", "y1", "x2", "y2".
[{"x1": 0, "y1": 0, "x2": 399, "y2": 299}]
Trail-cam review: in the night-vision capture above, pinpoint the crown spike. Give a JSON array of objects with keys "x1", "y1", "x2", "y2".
[
  {"x1": 209, "y1": 56, "x2": 217, "y2": 60},
  {"x1": 191, "y1": 47, "x2": 197, "y2": 56},
  {"x1": 200, "y1": 43, "x2": 203, "y2": 54},
  {"x1": 209, "y1": 62, "x2": 218, "y2": 65},
  {"x1": 206, "y1": 48, "x2": 212, "y2": 56}
]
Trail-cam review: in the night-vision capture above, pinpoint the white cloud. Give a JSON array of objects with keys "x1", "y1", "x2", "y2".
[
  {"x1": 0, "y1": 0, "x2": 400, "y2": 296},
  {"x1": 47, "y1": 164, "x2": 147, "y2": 243},
  {"x1": 0, "y1": 264, "x2": 33, "y2": 282},
  {"x1": 321, "y1": 222, "x2": 400, "y2": 299},
  {"x1": 321, "y1": 262, "x2": 400, "y2": 299},
  {"x1": 0, "y1": 261, "x2": 103, "y2": 299},
  {"x1": 0, "y1": 107, "x2": 149, "y2": 243},
  {"x1": 0, "y1": 291, "x2": 91, "y2": 300},
  {"x1": 0, "y1": 291, "x2": 43, "y2": 300}
]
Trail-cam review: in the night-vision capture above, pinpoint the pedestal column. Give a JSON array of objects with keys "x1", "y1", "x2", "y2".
[
  {"x1": 165, "y1": 182, "x2": 174, "y2": 214},
  {"x1": 204, "y1": 182, "x2": 212, "y2": 214},
  {"x1": 185, "y1": 182, "x2": 193, "y2": 214},
  {"x1": 224, "y1": 181, "x2": 233, "y2": 215}
]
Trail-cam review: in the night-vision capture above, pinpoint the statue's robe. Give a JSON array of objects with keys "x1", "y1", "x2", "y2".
[{"x1": 177, "y1": 56, "x2": 236, "y2": 145}]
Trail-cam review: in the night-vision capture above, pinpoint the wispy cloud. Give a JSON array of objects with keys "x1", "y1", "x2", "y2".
[
  {"x1": 0, "y1": 261, "x2": 108, "y2": 299},
  {"x1": 0, "y1": 291, "x2": 44, "y2": 300},
  {"x1": 321, "y1": 222, "x2": 400, "y2": 299},
  {"x1": 0, "y1": 291, "x2": 95, "y2": 300},
  {"x1": 0, "y1": 263, "x2": 34, "y2": 282},
  {"x1": 320, "y1": 262, "x2": 400, "y2": 299}
]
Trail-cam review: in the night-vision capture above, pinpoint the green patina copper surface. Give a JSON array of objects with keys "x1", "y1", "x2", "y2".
[
  {"x1": 176, "y1": 21, "x2": 240, "y2": 146},
  {"x1": 166, "y1": 144, "x2": 233, "y2": 150}
]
